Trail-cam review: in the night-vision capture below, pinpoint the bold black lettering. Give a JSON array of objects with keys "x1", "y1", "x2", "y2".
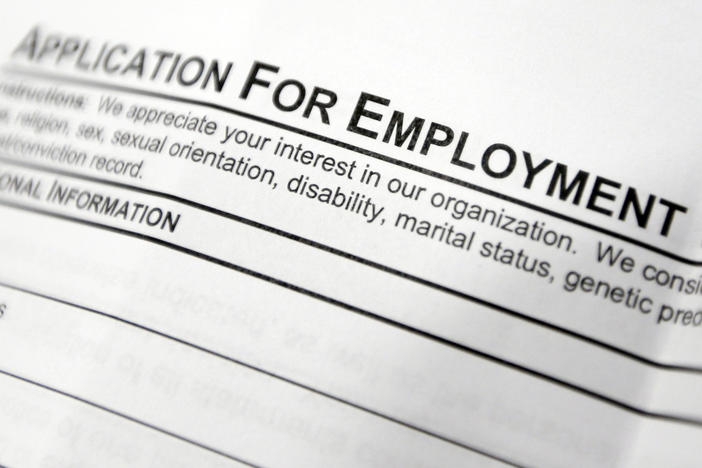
[
  {"x1": 272, "y1": 79, "x2": 306, "y2": 111},
  {"x1": 420, "y1": 123, "x2": 453, "y2": 155},
  {"x1": 546, "y1": 163, "x2": 590, "y2": 205},
  {"x1": 382, "y1": 111, "x2": 425, "y2": 150},
  {"x1": 201, "y1": 60, "x2": 233, "y2": 92},
  {"x1": 522, "y1": 151, "x2": 553, "y2": 188},
  {"x1": 303, "y1": 87, "x2": 337, "y2": 124},
  {"x1": 586, "y1": 176, "x2": 621, "y2": 216},
  {"x1": 347, "y1": 92, "x2": 390, "y2": 139},
  {"x1": 617, "y1": 187, "x2": 656, "y2": 228},
  {"x1": 239, "y1": 61, "x2": 279, "y2": 99},
  {"x1": 658, "y1": 198, "x2": 688, "y2": 237},
  {"x1": 481, "y1": 144, "x2": 516, "y2": 179}
]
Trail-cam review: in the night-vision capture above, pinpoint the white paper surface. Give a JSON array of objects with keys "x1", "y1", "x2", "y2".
[{"x1": 0, "y1": 2, "x2": 701, "y2": 467}]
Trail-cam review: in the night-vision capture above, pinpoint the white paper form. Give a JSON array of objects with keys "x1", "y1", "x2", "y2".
[{"x1": 0, "y1": 2, "x2": 701, "y2": 467}]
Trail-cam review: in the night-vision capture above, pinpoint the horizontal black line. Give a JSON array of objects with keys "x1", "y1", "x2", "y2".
[
  {"x1": 0, "y1": 280, "x2": 523, "y2": 468},
  {"x1": 1, "y1": 154, "x2": 700, "y2": 374},
  {"x1": 0, "y1": 368, "x2": 262, "y2": 467},
  {"x1": 4, "y1": 65, "x2": 701, "y2": 266},
  {"x1": 2, "y1": 198, "x2": 702, "y2": 430}
]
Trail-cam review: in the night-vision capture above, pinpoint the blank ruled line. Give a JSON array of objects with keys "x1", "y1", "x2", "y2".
[
  {"x1": 0, "y1": 280, "x2": 524, "y2": 468},
  {"x1": 0, "y1": 368, "x2": 263, "y2": 468},
  {"x1": 3, "y1": 65, "x2": 700, "y2": 267},
  {"x1": 2, "y1": 199, "x2": 702, "y2": 430},
  {"x1": 0, "y1": 155, "x2": 700, "y2": 375}
]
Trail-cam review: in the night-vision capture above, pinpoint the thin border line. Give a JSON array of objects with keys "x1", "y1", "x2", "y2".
[
  {"x1": 1, "y1": 65, "x2": 700, "y2": 266},
  {"x1": 1, "y1": 198, "x2": 702, "y2": 429},
  {"x1": 0, "y1": 368, "x2": 263, "y2": 467},
  {"x1": 0, "y1": 154, "x2": 700, "y2": 374},
  {"x1": 0, "y1": 280, "x2": 524, "y2": 468}
]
